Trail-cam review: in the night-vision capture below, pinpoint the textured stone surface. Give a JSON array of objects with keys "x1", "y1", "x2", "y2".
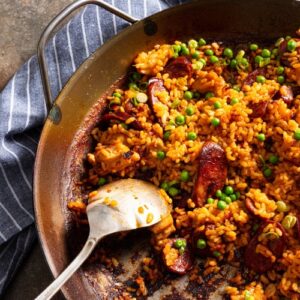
[
  {"x1": 0, "y1": 1, "x2": 73, "y2": 299},
  {"x1": 0, "y1": 0, "x2": 73, "y2": 90}
]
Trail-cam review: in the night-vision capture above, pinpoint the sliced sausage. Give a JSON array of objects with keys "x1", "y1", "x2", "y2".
[
  {"x1": 249, "y1": 101, "x2": 268, "y2": 118},
  {"x1": 244, "y1": 221, "x2": 286, "y2": 273},
  {"x1": 162, "y1": 238, "x2": 193, "y2": 275},
  {"x1": 163, "y1": 56, "x2": 192, "y2": 79},
  {"x1": 100, "y1": 111, "x2": 142, "y2": 130},
  {"x1": 243, "y1": 68, "x2": 266, "y2": 86},
  {"x1": 147, "y1": 78, "x2": 166, "y2": 108},
  {"x1": 193, "y1": 142, "x2": 228, "y2": 207},
  {"x1": 273, "y1": 85, "x2": 294, "y2": 105}
]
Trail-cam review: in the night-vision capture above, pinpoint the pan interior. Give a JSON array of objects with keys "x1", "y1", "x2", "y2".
[{"x1": 34, "y1": 0, "x2": 300, "y2": 299}]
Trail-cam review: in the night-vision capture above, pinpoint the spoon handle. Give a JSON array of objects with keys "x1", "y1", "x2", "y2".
[{"x1": 35, "y1": 237, "x2": 97, "y2": 300}]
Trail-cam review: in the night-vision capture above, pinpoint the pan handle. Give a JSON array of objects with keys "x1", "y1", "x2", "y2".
[{"x1": 37, "y1": 0, "x2": 138, "y2": 114}]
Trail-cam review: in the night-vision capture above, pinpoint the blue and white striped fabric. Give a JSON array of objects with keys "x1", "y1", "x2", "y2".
[{"x1": 0, "y1": 0, "x2": 188, "y2": 295}]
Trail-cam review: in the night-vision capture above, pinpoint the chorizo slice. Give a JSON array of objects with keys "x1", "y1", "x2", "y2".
[
  {"x1": 147, "y1": 78, "x2": 166, "y2": 108},
  {"x1": 273, "y1": 85, "x2": 294, "y2": 105},
  {"x1": 249, "y1": 101, "x2": 268, "y2": 118},
  {"x1": 162, "y1": 238, "x2": 193, "y2": 275},
  {"x1": 192, "y1": 142, "x2": 228, "y2": 207},
  {"x1": 163, "y1": 56, "x2": 192, "y2": 79},
  {"x1": 245, "y1": 221, "x2": 286, "y2": 273}
]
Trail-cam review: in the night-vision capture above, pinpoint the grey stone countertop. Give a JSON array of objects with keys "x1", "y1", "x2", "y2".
[{"x1": 0, "y1": 1, "x2": 74, "y2": 299}]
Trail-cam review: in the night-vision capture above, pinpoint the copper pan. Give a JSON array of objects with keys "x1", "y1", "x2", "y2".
[{"x1": 34, "y1": 0, "x2": 300, "y2": 299}]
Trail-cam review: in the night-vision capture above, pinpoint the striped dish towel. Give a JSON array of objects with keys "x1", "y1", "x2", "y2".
[{"x1": 0, "y1": 0, "x2": 187, "y2": 295}]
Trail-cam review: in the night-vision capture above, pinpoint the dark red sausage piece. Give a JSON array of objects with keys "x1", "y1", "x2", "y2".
[
  {"x1": 244, "y1": 197, "x2": 269, "y2": 220},
  {"x1": 163, "y1": 57, "x2": 192, "y2": 79},
  {"x1": 243, "y1": 68, "x2": 266, "y2": 86},
  {"x1": 163, "y1": 238, "x2": 193, "y2": 275},
  {"x1": 147, "y1": 78, "x2": 166, "y2": 108},
  {"x1": 193, "y1": 142, "x2": 228, "y2": 207},
  {"x1": 249, "y1": 101, "x2": 268, "y2": 118},
  {"x1": 279, "y1": 85, "x2": 293, "y2": 105},
  {"x1": 100, "y1": 111, "x2": 142, "y2": 130},
  {"x1": 244, "y1": 221, "x2": 286, "y2": 273}
]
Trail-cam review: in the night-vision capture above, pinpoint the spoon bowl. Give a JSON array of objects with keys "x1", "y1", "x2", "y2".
[{"x1": 36, "y1": 179, "x2": 169, "y2": 300}]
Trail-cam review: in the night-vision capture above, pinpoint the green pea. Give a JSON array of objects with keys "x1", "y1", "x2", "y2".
[
  {"x1": 211, "y1": 117, "x2": 220, "y2": 127},
  {"x1": 217, "y1": 200, "x2": 227, "y2": 210},
  {"x1": 205, "y1": 92, "x2": 214, "y2": 99},
  {"x1": 256, "y1": 75, "x2": 266, "y2": 84},
  {"x1": 277, "y1": 66, "x2": 284, "y2": 75},
  {"x1": 223, "y1": 47, "x2": 233, "y2": 58},
  {"x1": 199, "y1": 58, "x2": 206, "y2": 67},
  {"x1": 172, "y1": 44, "x2": 181, "y2": 53},
  {"x1": 257, "y1": 133, "x2": 266, "y2": 141},
  {"x1": 230, "y1": 59, "x2": 237, "y2": 69},
  {"x1": 186, "y1": 106, "x2": 195, "y2": 116},
  {"x1": 184, "y1": 91, "x2": 193, "y2": 100},
  {"x1": 269, "y1": 154, "x2": 279, "y2": 164},
  {"x1": 263, "y1": 167, "x2": 272, "y2": 177},
  {"x1": 230, "y1": 194, "x2": 237, "y2": 201},
  {"x1": 213, "y1": 251, "x2": 221, "y2": 257},
  {"x1": 163, "y1": 131, "x2": 171, "y2": 140},
  {"x1": 225, "y1": 197, "x2": 232, "y2": 204},
  {"x1": 174, "y1": 239, "x2": 186, "y2": 249},
  {"x1": 224, "y1": 186, "x2": 234, "y2": 195},
  {"x1": 205, "y1": 49, "x2": 214, "y2": 56},
  {"x1": 235, "y1": 191, "x2": 241, "y2": 199},
  {"x1": 196, "y1": 239, "x2": 207, "y2": 249},
  {"x1": 168, "y1": 187, "x2": 180, "y2": 197},
  {"x1": 198, "y1": 38, "x2": 206, "y2": 46},
  {"x1": 287, "y1": 39, "x2": 297, "y2": 52},
  {"x1": 157, "y1": 150, "x2": 166, "y2": 160},
  {"x1": 214, "y1": 101, "x2": 222, "y2": 109},
  {"x1": 180, "y1": 170, "x2": 190, "y2": 182},
  {"x1": 219, "y1": 194, "x2": 226, "y2": 202},
  {"x1": 277, "y1": 76, "x2": 285, "y2": 84},
  {"x1": 255, "y1": 55, "x2": 263, "y2": 65},
  {"x1": 276, "y1": 201, "x2": 288, "y2": 213},
  {"x1": 210, "y1": 56, "x2": 219, "y2": 64},
  {"x1": 215, "y1": 190, "x2": 223, "y2": 198},
  {"x1": 261, "y1": 48, "x2": 271, "y2": 58},
  {"x1": 175, "y1": 115, "x2": 186, "y2": 125},
  {"x1": 272, "y1": 48, "x2": 278, "y2": 57},
  {"x1": 282, "y1": 215, "x2": 297, "y2": 230},
  {"x1": 98, "y1": 177, "x2": 107, "y2": 186},
  {"x1": 249, "y1": 44, "x2": 258, "y2": 51},
  {"x1": 192, "y1": 50, "x2": 200, "y2": 59},
  {"x1": 207, "y1": 198, "x2": 214, "y2": 204},
  {"x1": 294, "y1": 129, "x2": 300, "y2": 140},
  {"x1": 160, "y1": 182, "x2": 169, "y2": 191},
  {"x1": 187, "y1": 132, "x2": 197, "y2": 141},
  {"x1": 230, "y1": 98, "x2": 239, "y2": 105},
  {"x1": 188, "y1": 39, "x2": 198, "y2": 48},
  {"x1": 192, "y1": 61, "x2": 204, "y2": 70},
  {"x1": 239, "y1": 58, "x2": 249, "y2": 68},
  {"x1": 181, "y1": 46, "x2": 190, "y2": 56}
]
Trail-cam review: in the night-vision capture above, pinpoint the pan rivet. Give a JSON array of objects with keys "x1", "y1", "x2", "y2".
[
  {"x1": 48, "y1": 104, "x2": 62, "y2": 124},
  {"x1": 144, "y1": 19, "x2": 157, "y2": 36}
]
